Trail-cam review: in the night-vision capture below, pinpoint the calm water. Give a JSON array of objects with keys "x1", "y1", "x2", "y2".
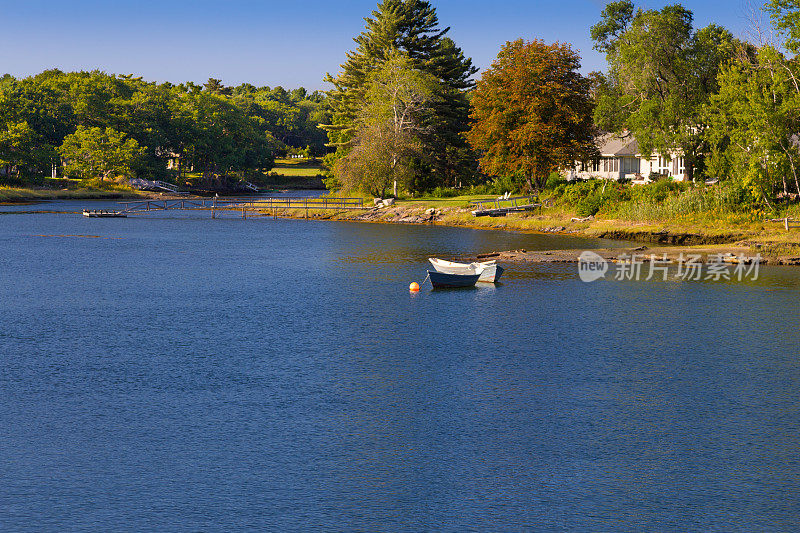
[{"x1": 2, "y1": 201, "x2": 800, "y2": 532}]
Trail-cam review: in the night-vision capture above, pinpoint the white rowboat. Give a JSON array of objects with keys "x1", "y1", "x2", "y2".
[{"x1": 428, "y1": 257, "x2": 504, "y2": 283}]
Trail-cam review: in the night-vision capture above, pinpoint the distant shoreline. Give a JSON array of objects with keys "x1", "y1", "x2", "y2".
[
  {"x1": 0, "y1": 186, "x2": 326, "y2": 205},
  {"x1": 7, "y1": 194, "x2": 799, "y2": 265},
  {"x1": 0, "y1": 187, "x2": 147, "y2": 204}
]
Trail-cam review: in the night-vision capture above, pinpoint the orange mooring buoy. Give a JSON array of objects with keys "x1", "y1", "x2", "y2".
[{"x1": 409, "y1": 282, "x2": 420, "y2": 292}]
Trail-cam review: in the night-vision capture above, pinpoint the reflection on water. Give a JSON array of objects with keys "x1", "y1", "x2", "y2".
[{"x1": 1, "y1": 204, "x2": 799, "y2": 531}]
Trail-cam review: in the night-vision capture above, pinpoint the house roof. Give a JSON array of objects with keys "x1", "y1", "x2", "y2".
[{"x1": 597, "y1": 133, "x2": 640, "y2": 156}]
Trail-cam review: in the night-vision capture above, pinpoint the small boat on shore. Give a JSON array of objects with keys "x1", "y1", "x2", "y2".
[
  {"x1": 83, "y1": 210, "x2": 127, "y2": 218},
  {"x1": 428, "y1": 257, "x2": 504, "y2": 283},
  {"x1": 427, "y1": 270, "x2": 481, "y2": 289}
]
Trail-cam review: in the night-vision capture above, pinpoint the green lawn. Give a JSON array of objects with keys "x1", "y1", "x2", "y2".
[{"x1": 269, "y1": 158, "x2": 325, "y2": 177}]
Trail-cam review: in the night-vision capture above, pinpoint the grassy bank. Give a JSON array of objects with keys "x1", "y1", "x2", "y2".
[
  {"x1": 252, "y1": 185, "x2": 800, "y2": 262},
  {"x1": 0, "y1": 185, "x2": 146, "y2": 203}
]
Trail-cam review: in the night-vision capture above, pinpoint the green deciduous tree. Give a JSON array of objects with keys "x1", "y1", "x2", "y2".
[
  {"x1": 334, "y1": 52, "x2": 437, "y2": 196},
  {"x1": 465, "y1": 39, "x2": 597, "y2": 191},
  {"x1": 0, "y1": 68, "x2": 321, "y2": 188},
  {"x1": 0, "y1": 121, "x2": 46, "y2": 179},
  {"x1": 706, "y1": 45, "x2": 800, "y2": 200},
  {"x1": 178, "y1": 92, "x2": 275, "y2": 188},
  {"x1": 765, "y1": 0, "x2": 800, "y2": 53},
  {"x1": 591, "y1": 1, "x2": 739, "y2": 179},
  {"x1": 59, "y1": 126, "x2": 145, "y2": 181}
]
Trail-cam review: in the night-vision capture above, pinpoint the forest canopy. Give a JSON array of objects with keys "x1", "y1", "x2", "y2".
[{"x1": 0, "y1": 70, "x2": 330, "y2": 188}]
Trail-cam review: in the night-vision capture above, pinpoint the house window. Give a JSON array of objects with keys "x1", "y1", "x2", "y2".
[
  {"x1": 622, "y1": 157, "x2": 640, "y2": 174},
  {"x1": 602, "y1": 157, "x2": 619, "y2": 173},
  {"x1": 673, "y1": 157, "x2": 685, "y2": 175},
  {"x1": 657, "y1": 155, "x2": 671, "y2": 175}
]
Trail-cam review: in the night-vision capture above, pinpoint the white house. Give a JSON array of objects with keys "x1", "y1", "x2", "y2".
[{"x1": 566, "y1": 133, "x2": 687, "y2": 182}]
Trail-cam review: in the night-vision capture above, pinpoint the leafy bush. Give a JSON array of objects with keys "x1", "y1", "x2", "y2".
[
  {"x1": 545, "y1": 172, "x2": 567, "y2": 189},
  {"x1": 322, "y1": 175, "x2": 342, "y2": 191},
  {"x1": 545, "y1": 178, "x2": 626, "y2": 216},
  {"x1": 603, "y1": 179, "x2": 761, "y2": 222},
  {"x1": 540, "y1": 174, "x2": 768, "y2": 223},
  {"x1": 630, "y1": 179, "x2": 687, "y2": 203},
  {"x1": 491, "y1": 174, "x2": 519, "y2": 195},
  {"x1": 429, "y1": 186, "x2": 459, "y2": 198},
  {"x1": 576, "y1": 193, "x2": 605, "y2": 216},
  {"x1": 0, "y1": 174, "x2": 26, "y2": 187},
  {"x1": 556, "y1": 179, "x2": 605, "y2": 205},
  {"x1": 466, "y1": 175, "x2": 520, "y2": 195},
  {"x1": 648, "y1": 171, "x2": 669, "y2": 182},
  {"x1": 467, "y1": 183, "x2": 493, "y2": 195}
]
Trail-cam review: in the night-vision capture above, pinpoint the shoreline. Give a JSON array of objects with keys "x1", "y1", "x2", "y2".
[
  {"x1": 467, "y1": 245, "x2": 794, "y2": 265},
  {"x1": 7, "y1": 194, "x2": 800, "y2": 265},
  {"x1": 0, "y1": 188, "x2": 146, "y2": 203},
  {"x1": 258, "y1": 203, "x2": 800, "y2": 265},
  {"x1": 0, "y1": 188, "x2": 300, "y2": 204}
]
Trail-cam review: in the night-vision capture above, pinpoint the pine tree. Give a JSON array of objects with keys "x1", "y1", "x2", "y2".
[{"x1": 322, "y1": 0, "x2": 477, "y2": 192}]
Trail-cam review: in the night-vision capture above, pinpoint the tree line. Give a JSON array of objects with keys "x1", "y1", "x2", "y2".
[
  {"x1": 324, "y1": 0, "x2": 800, "y2": 204},
  {"x1": 0, "y1": 71, "x2": 330, "y2": 188},
  {"x1": 5, "y1": 0, "x2": 800, "y2": 205}
]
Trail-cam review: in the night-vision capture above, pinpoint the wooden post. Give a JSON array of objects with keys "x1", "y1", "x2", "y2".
[{"x1": 786, "y1": 217, "x2": 790, "y2": 232}]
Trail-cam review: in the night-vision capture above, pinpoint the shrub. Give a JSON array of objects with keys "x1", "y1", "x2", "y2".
[
  {"x1": 633, "y1": 179, "x2": 687, "y2": 203},
  {"x1": 429, "y1": 186, "x2": 459, "y2": 198},
  {"x1": 323, "y1": 175, "x2": 342, "y2": 191},
  {"x1": 557, "y1": 179, "x2": 605, "y2": 205},
  {"x1": 603, "y1": 179, "x2": 761, "y2": 222},
  {"x1": 576, "y1": 193, "x2": 605, "y2": 216},
  {"x1": 468, "y1": 183, "x2": 493, "y2": 195},
  {"x1": 491, "y1": 174, "x2": 519, "y2": 195},
  {"x1": 545, "y1": 172, "x2": 567, "y2": 189},
  {"x1": 648, "y1": 171, "x2": 669, "y2": 182}
]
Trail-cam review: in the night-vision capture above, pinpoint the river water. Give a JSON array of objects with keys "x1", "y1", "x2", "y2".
[{"x1": 2, "y1": 200, "x2": 799, "y2": 531}]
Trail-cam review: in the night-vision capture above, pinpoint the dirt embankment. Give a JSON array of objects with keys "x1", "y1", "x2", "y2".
[
  {"x1": 472, "y1": 245, "x2": 800, "y2": 266},
  {"x1": 591, "y1": 229, "x2": 745, "y2": 246}
]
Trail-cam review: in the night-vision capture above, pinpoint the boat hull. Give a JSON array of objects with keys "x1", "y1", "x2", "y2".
[
  {"x1": 479, "y1": 264, "x2": 504, "y2": 283},
  {"x1": 427, "y1": 270, "x2": 481, "y2": 288},
  {"x1": 428, "y1": 258, "x2": 504, "y2": 283},
  {"x1": 82, "y1": 210, "x2": 127, "y2": 218}
]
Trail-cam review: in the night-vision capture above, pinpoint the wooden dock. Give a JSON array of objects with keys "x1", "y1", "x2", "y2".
[
  {"x1": 767, "y1": 217, "x2": 800, "y2": 231},
  {"x1": 114, "y1": 196, "x2": 366, "y2": 218},
  {"x1": 471, "y1": 196, "x2": 541, "y2": 217}
]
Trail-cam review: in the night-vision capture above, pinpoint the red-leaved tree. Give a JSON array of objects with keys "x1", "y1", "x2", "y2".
[{"x1": 465, "y1": 39, "x2": 597, "y2": 191}]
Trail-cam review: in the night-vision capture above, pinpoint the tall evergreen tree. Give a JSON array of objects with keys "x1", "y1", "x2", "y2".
[{"x1": 322, "y1": 0, "x2": 477, "y2": 192}]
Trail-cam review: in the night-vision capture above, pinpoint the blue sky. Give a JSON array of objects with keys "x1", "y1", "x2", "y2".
[{"x1": 0, "y1": 0, "x2": 757, "y2": 89}]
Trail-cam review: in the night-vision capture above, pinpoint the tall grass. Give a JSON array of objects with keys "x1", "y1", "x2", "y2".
[
  {"x1": 544, "y1": 179, "x2": 765, "y2": 224},
  {"x1": 606, "y1": 181, "x2": 762, "y2": 223}
]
